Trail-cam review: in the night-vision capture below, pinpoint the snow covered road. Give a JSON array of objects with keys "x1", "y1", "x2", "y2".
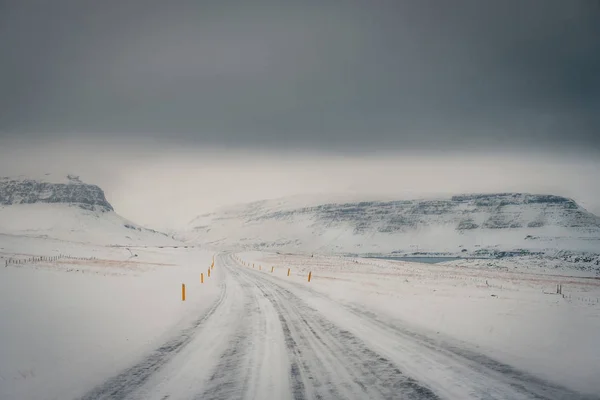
[{"x1": 79, "y1": 254, "x2": 596, "y2": 400}]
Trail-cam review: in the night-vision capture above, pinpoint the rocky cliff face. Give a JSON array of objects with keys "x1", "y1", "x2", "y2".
[{"x1": 0, "y1": 175, "x2": 113, "y2": 212}]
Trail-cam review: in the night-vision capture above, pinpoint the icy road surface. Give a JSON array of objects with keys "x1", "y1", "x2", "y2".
[{"x1": 80, "y1": 254, "x2": 595, "y2": 400}]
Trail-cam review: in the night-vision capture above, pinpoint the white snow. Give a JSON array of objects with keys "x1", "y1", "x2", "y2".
[
  {"x1": 0, "y1": 204, "x2": 178, "y2": 246},
  {"x1": 0, "y1": 238, "x2": 219, "y2": 400},
  {"x1": 239, "y1": 251, "x2": 600, "y2": 396},
  {"x1": 3, "y1": 171, "x2": 600, "y2": 399},
  {"x1": 182, "y1": 194, "x2": 600, "y2": 259},
  {"x1": 1, "y1": 201, "x2": 599, "y2": 398}
]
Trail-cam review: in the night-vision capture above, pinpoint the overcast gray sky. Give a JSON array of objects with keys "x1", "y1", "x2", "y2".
[{"x1": 1, "y1": 1, "x2": 599, "y2": 228}]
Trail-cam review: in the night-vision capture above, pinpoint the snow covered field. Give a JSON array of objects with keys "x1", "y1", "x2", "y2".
[
  {"x1": 240, "y1": 251, "x2": 600, "y2": 397},
  {"x1": 1, "y1": 237, "x2": 599, "y2": 399},
  {"x1": 0, "y1": 237, "x2": 219, "y2": 400}
]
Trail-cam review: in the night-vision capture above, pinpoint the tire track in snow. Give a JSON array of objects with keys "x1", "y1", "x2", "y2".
[
  {"x1": 243, "y1": 267, "x2": 440, "y2": 400},
  {"x1": 79, "y1": 281, "x2": 228, "y2": 400},
  {"x1": 195, "y1": 267, "x2": 261, "y2": 399},
  {"x1": 250, "y1": 265, "x2": 599, "y2": 400},
  {"x1": 342, "y1": 304, "x2": 596, "y2": 400},
  {"x1": 80, "y1": 252, "x2": 594, "y2": 400}
]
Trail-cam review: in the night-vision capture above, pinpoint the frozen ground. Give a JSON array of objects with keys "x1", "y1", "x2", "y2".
[
  {"x1": 0, "y1": 237, "x2": 219, "y2": 400},
  {"x1": 240, "y1": 251, "x2": 600, "y2": 397},
  {"x1": 1, "y1": 239, "x2": 599, "y2": 399}
]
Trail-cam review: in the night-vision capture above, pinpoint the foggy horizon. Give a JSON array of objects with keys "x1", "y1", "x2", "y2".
[{"x1": 1, "y1": 0, "x2": 599, "y2": 229}]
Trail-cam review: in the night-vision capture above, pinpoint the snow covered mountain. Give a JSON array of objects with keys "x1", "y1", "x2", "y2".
[
  {"x1": 0, "y1": 174, "x2": 177, "y2": 246},
  {"x1": 1, "y1": 174, "x2": 113, "y2": 211},
  {"x1": 184, "y1": 193, "x2": 600, "y2": 256}
]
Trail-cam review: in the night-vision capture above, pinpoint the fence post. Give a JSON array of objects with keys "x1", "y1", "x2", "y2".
[
  {"x1": 287, "y1": 268, "x2": 291, "y2": 276},
  {"x1": 308, "y1": 272, "x2": 312, "y2": 282},
  {"x1": 182, "y1": 284, "x2": 186, "y2": 301}
]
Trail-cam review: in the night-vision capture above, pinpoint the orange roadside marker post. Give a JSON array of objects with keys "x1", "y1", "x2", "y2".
[
  {"x1": 182, "y1": 283, "x2": 186, "y2": 301},
  {"x1": 308, "y1": 272, "x2": 312, "y2": 282},
  {"x1": 287, "y1": 268, "x2": 291, "y2": 276}
]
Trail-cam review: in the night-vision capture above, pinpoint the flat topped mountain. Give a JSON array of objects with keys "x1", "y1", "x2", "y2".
[
  {"x1": 0, "y1": 174, "x2": 113, "y2": 212},
  {"x1": 0, "y1": 174, "x2": 176, "y2": 246},
  {"x1": 186, "y1": 193, "x2": 600, "y2": 255},
  {"x1": 194, "y1": 193, "x2": 600, "y2": 231}
]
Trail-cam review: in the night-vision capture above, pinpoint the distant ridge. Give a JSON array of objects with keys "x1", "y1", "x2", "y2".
[{"x1": 183, "y1": 193, "x2": 600, "y2": 256}]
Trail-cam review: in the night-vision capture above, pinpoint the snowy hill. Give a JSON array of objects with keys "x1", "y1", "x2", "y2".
[
  {"x1": 0, "y1": 175, "x2": 177, "y2": 246},
  {"x1": 184, "y1": 193, "x2": 600, "y2": 256}
]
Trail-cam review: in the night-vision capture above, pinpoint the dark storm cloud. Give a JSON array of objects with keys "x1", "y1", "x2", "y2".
[{"x1": 1, "y1": 0, "x2": 599, "y2": 153}]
